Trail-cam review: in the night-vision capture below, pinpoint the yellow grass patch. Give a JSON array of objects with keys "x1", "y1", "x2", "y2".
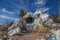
[{"x1": 34, "y1": 23, "x2": 51, "y2": 37}]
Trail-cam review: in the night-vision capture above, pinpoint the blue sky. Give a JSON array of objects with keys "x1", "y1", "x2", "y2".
[{"x1": 0, "y1": 0, "x2": 58, "y2": 24}]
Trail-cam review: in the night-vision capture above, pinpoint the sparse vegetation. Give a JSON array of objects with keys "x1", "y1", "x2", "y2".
[
  {"x1": 34, "y1": 23, "x2": 51, "y2": 37},
  {"x1": 19, "y1": 9, "x2": 26, "y2": 17},
  {"x1": 50, "y1": 13, "x2": 60, "y2": 23}
]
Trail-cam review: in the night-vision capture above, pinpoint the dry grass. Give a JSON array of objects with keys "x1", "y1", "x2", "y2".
[
  {"x1": 0, "y1": 31, "x2": 8, "y2": 38},
  {"x1": 0, "y1": 24, "x2": 8, "y2": 30},
  {"x1": 0, "y1": 24, "x2": 8, "y2": 38},
  {"x1": 34, "y1": 23, "x2": 51, "y2": 37}
]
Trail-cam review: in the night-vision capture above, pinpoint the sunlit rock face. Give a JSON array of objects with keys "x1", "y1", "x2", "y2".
[
  {"x1": 19, "y1": 11, "x2": 43, "y2": 33},
  {"x1": 8, "y1": 9, "x2": 60, "y2": 37},
  {"x1": 8, "y1": 19, "x2": 22, "y2": 36},
  {"x1": 22, "y1": 12, "x2": 36, "y2": 32},
  {"x1": 8, "y1": 10, "x2": 50, "y2": 36},
  {"x1": 23, "y1": 10, "x2": 49, "y2": 32},
  {"x1": 40, "y1": 14, "x2": 49, "y2": 22},
  {"x1": 8, "y1": 12, "x2": 36, "y2": 36},
  {"x1": 34, "y1": 9, "x2": 49, "y2": 22}
]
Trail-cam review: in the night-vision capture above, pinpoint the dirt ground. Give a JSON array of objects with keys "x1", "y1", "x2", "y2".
[{"x1": 8, "y1": 33, "x2": 45, "y2": 40}]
